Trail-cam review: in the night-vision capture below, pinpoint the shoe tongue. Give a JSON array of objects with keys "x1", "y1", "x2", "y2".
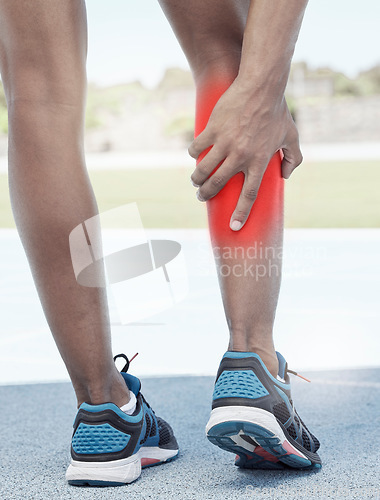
[
  {"x1": 276, "y1": 351, "x2": 287, "y2": 380},
  {"x1": 121, "y1": 372, "x2": 141, "y2": 396}
]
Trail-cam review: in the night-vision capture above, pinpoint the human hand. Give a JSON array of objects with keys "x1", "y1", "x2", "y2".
[{"x1": 188, "y1": 81, "x2": 303, "y2": 230}]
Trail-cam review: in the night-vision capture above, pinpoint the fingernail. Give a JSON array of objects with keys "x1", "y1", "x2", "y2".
[
  {"x1": 191, "y1": 179, "x2": 199, "y2": 188},
  {"x1": 230, "y1": 220, "x2": 242, "y2": 231},
  {"x1": 196, "y1": 190, "x2": 205, "y2": 202}
]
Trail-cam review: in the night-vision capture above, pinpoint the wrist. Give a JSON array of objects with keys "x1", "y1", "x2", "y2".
[
  {"x1": 233, "y1": 70, "x2": 288, "y2": 112},
  {"x1": 236, "y1": 57, "x2": 291, "y2": 98}
]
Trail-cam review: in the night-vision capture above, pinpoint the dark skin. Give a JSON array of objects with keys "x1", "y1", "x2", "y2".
[
  {"x1": 159, "y1": 0, "x2": 307, "y2": 375},
  {"x1": 0, "y1": 0, "x2": 129, "y2": 407},
  {"x1": 0, "y1": 0, "x2": 307, "y2": 414},
  {"x1": 158, "y1": 0, "x2": 305, "y2": 228}
]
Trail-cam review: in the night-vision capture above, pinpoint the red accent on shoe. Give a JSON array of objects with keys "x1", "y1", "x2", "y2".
[
  {"x1": 254, "y1": 447, "x2": 279, "y2": 463},
  {"x1": 282, "y1": 440, "x2": 306, "y2": 458},
  {"x1": 141, "y1": 457, "x2": 160, "y2": 467}
]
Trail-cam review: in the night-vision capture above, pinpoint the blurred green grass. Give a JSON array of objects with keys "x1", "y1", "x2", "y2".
[
  {"x1": 285, "y1": 160, "x2": 380, "y2": 227},
  {"x1": 0, "y1": 160, "x2": 379, "y2": 228}
]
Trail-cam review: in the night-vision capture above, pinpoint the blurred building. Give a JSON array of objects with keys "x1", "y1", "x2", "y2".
[
  {"x1": 287, "y1": 62, "x2": 380, "y2": 143},
  {"x1": 1, "y1": 64, "x2": 379, "y2": 155}
]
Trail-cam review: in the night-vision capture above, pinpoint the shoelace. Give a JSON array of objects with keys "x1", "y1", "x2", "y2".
[
  {"x1": 286, "y1": 367, "x2": 311, "y2": 383},
  {"x1": 113, "y1": 352, "x2": 139, "y2": 373},
  {"x1": 113, "y1": 352, "x2": 155, "y2": 414}
]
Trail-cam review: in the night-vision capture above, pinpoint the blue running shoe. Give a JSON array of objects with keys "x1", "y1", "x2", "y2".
[
  {"x1": 206, "y1": 351, "x2": 321, "y2": 470},
  {"x1": 66, "y1": 354, "x2": 179, "y2": 486}
]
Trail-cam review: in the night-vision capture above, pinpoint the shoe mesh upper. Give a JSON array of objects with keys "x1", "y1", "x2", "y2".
[
  {"x1": 157, "y1": 417, "x2": 173, "y2": 446},
  {"x1": 273, "y1": 402, "x2": 320, "y2": 453},
  {"x1": 140, "y1": 412, "x2": 152, "y2": 445},
  {"x1": 273, "y1": 401, "x2": 291, "y2": 424},
  {"x1": 302, "y1": 429, "x2": 311, "y2": 450},
  {"x1": 297, "y1": 411, "x2": 320, "y2": 452},
  {"x1": 151, "y1": 414, "x2": 157, "y2": 436},
  {"x1": 72, "y1": 422, "x2": 130, "y2": 455},
  {"x1": 213, "y1": 370, "x2": 269, "y2": 399},
  {"x1": 287, "y1": 423, "x2": 298, "y2": 441}
]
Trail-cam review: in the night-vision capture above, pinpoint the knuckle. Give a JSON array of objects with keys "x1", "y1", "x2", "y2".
[
  {"x1": 288, "y1": 151, "x2": 303, "y2": 168},
  {"x1": 235, "y1": 143, "x2": 250, "y2": 160},
  {"x1": 210, "y1": 174, "x2": 225, "y2": 189},
  {"x1": 233, "y1": 209, "x2": 247, "y2": 221},
  {"x1": 196, "y1": 189, "x2": 207, "y2": 202},
  {"x1": 195, "y1": 163, "x2": 209, "y2": 176},
  {"x1": 253, "y1": 153, "x2": 268, "y2": 166},
  {"x1": 243, "y1": 186, "x2": 258, "y2": 201},
  {"x1": 190, "y1": 173, "x2": 200, "y2": 186},
  {"x1": 188, "y1": 143, "x2": 198, "y2": 158}
]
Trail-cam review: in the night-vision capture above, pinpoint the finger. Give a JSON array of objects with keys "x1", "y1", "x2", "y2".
[
  {"x1": 281, "y1": 145, "x2": 303, "y2": 179},
  {"x1": 195, "y1": 156, "x2": 234, "y2": 201},
  {"x1": 281, "y1": 133, "x2": 303, "y2": 179},
  {"x1": 229, "y1": 172, "x2": 264, "y2": 231},
  {"x1": 188, "y1": 129, "x2": 214, "y2": 160},
  {"x1": 190, "y1": 146, "x2": 225, "y2": 188}
]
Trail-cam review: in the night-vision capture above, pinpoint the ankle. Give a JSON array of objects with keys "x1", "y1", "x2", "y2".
[
  {"x1": 228, "y1": 340, "x2": 278, "y2": 377},
  {"x1": 74, "y1": 370, "x2": 130, "y2": 409},
  {"x1": 257, "y1": 350, "x2": 279, "y2": 378}
]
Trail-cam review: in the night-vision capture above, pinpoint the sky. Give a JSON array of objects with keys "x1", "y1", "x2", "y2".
[{"x1": 85, "y1": 0, "x2": 380, "y2": 88}]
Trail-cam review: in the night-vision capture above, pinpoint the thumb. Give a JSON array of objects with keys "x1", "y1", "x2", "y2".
[{"x1": 281, "y1": 143, "x2": 303, "y2": 179}]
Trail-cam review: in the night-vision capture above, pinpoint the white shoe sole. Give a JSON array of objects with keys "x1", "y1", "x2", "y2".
[
  {"x1": 206, "y1": 406, "x2": 287, "y2": 440},
  {"x1": 66, "y1": 447, "x2": 178, "y2": 486},
  {"x1": 206, "y1": 406, "x2": 313, "y2": 468}
]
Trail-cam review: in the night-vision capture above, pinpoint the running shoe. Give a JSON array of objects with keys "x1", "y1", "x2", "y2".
[
  {"x1": 206, "y1": 351, "x2": 321, "y2": 470},
  {"x1": 66, "y1": 354, "x2": 179, "y2": 486}
]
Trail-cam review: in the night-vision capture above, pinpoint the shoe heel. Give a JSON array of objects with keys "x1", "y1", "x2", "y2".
[
  {"x1": 66, "y1": 456, "x2": 141, "y2": 486},
  {"x1": 206, "y1": 406, "x2": 283, "y2": 437}
]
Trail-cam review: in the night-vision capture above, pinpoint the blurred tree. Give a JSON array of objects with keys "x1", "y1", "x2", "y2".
[
  {"x1": 85, "y1": 83, "x2": 124, "y2": 130},
  {"x1": 332, "y1": 72, "x2": 359, "y2": 96},
  {"x1": 356, "y1": 65, "x2": 380, "y2": 95},
  {"x1": 165, "y1": 114, "x2": 195, "y2": 143}
]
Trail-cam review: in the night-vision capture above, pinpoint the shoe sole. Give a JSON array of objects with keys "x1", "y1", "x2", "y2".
[
  {"x1": 66, "y1": 447, "x2": 179, "y2": 486},
  {"x1": 206, "y1": 406, "x2": 321, "y2": 470}
]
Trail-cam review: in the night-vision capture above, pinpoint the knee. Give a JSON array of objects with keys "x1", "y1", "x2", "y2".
[
  {"x1": 3, "y1": 64, "x2": 86, "y2": 145},
  {"x1": 0, "y1": 61, "x2": 86, "y2": 111},
  {"x1": 0, "y1": 56, "x2": 86, "y2": 134},
  {"x1": 0, "y1": 0, "x2": 87, "y2": 107},
  {"x1": 0, "y1": 38, "x2": 86, "y2": 110}
]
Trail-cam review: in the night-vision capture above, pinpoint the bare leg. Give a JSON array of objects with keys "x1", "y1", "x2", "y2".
[
  {"x1": 159, "y1": 0, "x2": 282, "y2": 375},
  {"x1": 0, "y1": 0, "x2": 129, "y2": 406}
]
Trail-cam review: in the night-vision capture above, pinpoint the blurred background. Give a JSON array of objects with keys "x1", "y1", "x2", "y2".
[
  {"x1": 0, "y1": 0, "x2": 379, "y2": 383},
  {"x1": 1, "y1": 0, "x2": 379, "y2": 228}
]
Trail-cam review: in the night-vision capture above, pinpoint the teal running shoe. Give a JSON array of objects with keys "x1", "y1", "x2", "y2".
[
  {"x1": 66, "y1": 354, "x2": 179, "y2": 486},
  {"x1": 206, "y1": 351, "x2": 321, "y2": 470}
]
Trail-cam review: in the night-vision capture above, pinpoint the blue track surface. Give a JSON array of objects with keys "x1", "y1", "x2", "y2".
[{"x1": 0, "y1": 369, "x2": 379, "y2": 499}]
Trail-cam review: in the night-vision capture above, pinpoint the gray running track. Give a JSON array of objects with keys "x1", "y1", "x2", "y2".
[{"x1": 0, "y1": 369, "x2": 379, "y2": 500}]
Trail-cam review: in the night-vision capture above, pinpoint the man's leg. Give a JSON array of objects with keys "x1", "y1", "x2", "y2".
[
  {"x1": 158, "y1": 0, "x2": 282, "y2": 376},
  {"x1": 159, "y1": 0, "x2": 321, "y2": 470},
  {"x1": 0, "y1": 2, "x2": 179, "y2": 485},
  {"x1": 0, "y1": 0, "x2": 129, "y2": 407}
]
